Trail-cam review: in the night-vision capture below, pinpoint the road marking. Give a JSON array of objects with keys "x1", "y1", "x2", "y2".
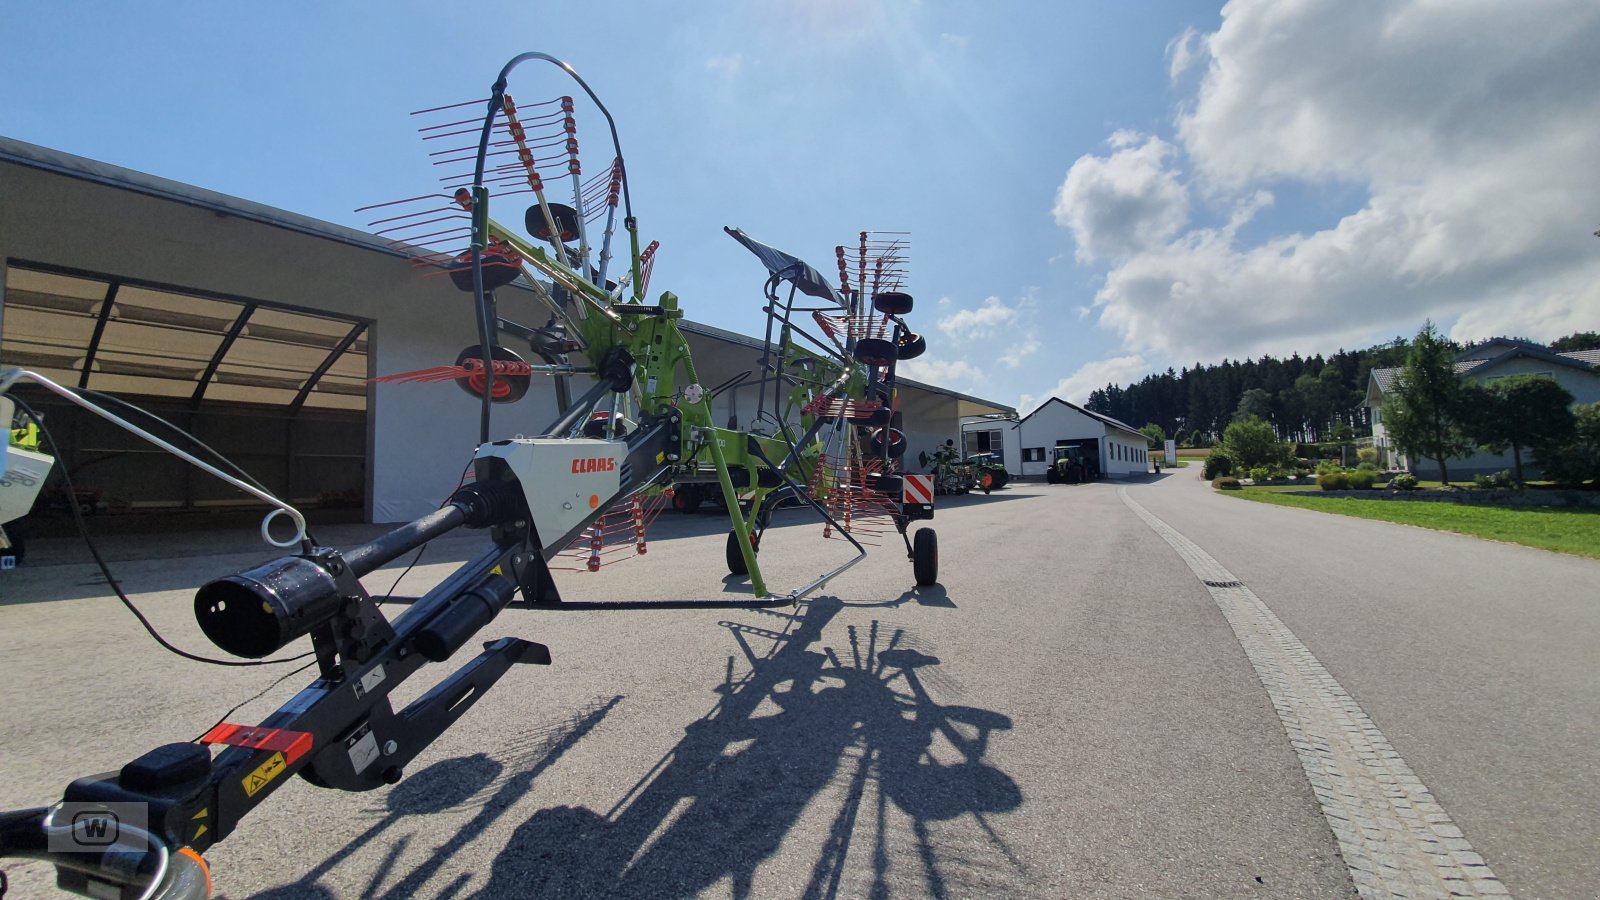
[{"x1": 1119, "y1": 488, "x2": 1510, "y2": 898}]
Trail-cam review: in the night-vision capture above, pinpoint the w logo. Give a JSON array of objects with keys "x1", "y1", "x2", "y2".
[
  {"x1": 71, "y1": 811, "x2": 118, "y2": 846},
  {"x1": 49, "y1": 803, "x2": 147, "y2": 853}
]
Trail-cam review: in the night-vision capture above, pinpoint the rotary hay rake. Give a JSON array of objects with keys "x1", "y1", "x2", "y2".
[{"x1": 362, "y1": 52, "x2": 941, "y2": 606}]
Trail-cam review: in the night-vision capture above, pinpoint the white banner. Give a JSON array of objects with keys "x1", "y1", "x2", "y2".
[{"x1": 1164, "y1": 439, "x2": 1176, "y2": 466}]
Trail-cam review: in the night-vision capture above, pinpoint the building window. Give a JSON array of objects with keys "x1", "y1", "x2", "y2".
[
  {"x1": 964, "y1": 428, "x2": 1003, "y2": 458},
  {"x1": 1023, "y1": 447, "x2": 1045, "y2": 462}
]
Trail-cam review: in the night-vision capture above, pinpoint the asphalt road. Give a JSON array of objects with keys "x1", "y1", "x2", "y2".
[{"x1": 0, "y1": 473, "x2": 1594, "y2": 898}]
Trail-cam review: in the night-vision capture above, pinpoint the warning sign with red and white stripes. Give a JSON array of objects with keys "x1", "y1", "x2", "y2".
[{"x1": 903, "y1": 474, "x2": 933, "y2": 505}]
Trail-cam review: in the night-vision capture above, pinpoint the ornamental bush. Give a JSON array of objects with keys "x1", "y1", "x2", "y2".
[
  {"x1": 1318, "y1": 471, "x2": 1351, "y2": 490},
  {"x1": 1347, "y1": 469, "x2": 1377, "y2": 489},
  {"x1": 1213, "y1": 476, "x2": 1242, "y2": 490},
  {"x1": 1357, "y1": 447, "x2": 1379, "y2": 466},
  {"x1": 1248, "y1": 466, "x2": 1271, "y2": 482},
  {"x1": 1390, "y1": 473, "x2": 1419, "y2": 490},
  {"x1": 1472, "y1": 470, "x2": 1515, "y2": 490},
  {"x1": 1202, "y1": 449, "x2": 1234, "y2": 480}
]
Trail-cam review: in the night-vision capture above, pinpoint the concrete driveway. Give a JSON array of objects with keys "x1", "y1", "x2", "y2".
[{"x1": 1, "y1": 474, "x2": 1593, "y2": 898}]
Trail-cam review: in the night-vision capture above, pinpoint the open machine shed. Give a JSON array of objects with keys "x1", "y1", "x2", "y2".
[
  {"x1": 962, "y1": 397, "x2": 1150, "y2": 481},
  {"x1": 0, "y1": 137, "x2": 1012, "y2": 524}
]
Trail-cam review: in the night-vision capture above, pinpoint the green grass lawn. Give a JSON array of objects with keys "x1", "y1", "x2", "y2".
[{"x1": 1222, "y1": 488, "x2": 1600, "y2": 559}]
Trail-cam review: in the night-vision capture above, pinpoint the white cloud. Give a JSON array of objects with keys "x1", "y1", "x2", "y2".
[
  {"x1": 936, "y1": 295, "x2": 1017, "y2": 338},
  {"x1": 1166, "y1": 27, "x2": 1204, "y2": 81},
  {"x1": 1026, "y1": 355, "x2": 1149, "y2": 410},
  {"x1": 1054, "y1": 134, "x2": 1189, "y2": 263},
  {"x1": 999, "y1": 337, "x2": 1039, "y2": 369},
  {"x1": 705, "y1": 54, "x2": 743, "y2": 78},
  {"x1": 1073, "y1": 0, "x2": 1600, "y2": 361},
  {"x1": 897, "y1": 357, "x2": 983, "y2": 392}
]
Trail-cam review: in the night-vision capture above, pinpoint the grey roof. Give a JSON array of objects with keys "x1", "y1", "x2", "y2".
[
  {"x1": 1020, "y1": 396, "x2": 1146, "y2": 439},
  {"x1": 1, "y1": 135, "x2": 1014, "y2": 417},
  {"x1": 0, "y1": 136, "x2": 402, "y2": 260},
  {"x1": 1371, "y1": 346, "x2": 1598, "y2": 398},
  {"x1": 1456, "y1": 337, "x2": 1546, "y2": 361}
]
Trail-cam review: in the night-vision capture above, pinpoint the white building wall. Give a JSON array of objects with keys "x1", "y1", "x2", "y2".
[{"x1": 1012, "y1": 399, "x2": 1151, "y2": 479}]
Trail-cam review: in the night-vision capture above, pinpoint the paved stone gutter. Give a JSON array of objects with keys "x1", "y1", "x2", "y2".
[{"x1": 1123, "y1": 488, "x2": 1512, "y2": 898}]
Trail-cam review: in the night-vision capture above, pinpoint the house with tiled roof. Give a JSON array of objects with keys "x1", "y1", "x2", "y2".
[{"x1": 1366, "y1": 338, "x2": 1600, "y2": 478}]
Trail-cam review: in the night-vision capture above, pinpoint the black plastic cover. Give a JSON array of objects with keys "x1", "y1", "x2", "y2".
[
  {"x1": 120, "y1": 743, "x2": 213, "y2": 792},
  {"x1": 724, "y1": 227, "x2": 845, "y2": 307}
]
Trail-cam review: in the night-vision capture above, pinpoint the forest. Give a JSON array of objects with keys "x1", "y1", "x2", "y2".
[{"x1": 1082, "y1": 331, "x2": 1600, "y2": 445}]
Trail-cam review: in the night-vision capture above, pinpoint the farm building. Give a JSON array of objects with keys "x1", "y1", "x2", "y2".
[{"x1": 961, "y1": 397, "x2": 1151, "y2": 481}]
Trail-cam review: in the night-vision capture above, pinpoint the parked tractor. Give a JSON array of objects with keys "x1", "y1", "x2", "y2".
[
  {"x1": 1045, "y1": 444, "x2": 1100, "y2": 484},
  {"x1": 965, "y1": 452, "x2": 1010, "y2": 493}
]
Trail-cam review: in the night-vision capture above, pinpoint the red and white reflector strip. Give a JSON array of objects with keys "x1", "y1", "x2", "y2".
[
  {"x1": 903, "y1": 474, "x2": 933, "y2": 505},
  {"x1": 199, "y1": 723, "x2": 314, "y2": 765}
]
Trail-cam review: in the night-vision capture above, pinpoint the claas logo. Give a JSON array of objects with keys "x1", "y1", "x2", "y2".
[{"x1": 571, "y1": 457, "x2": 617, "y2": 474}]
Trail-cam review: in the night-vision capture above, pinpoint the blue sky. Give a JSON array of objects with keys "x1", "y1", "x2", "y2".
[{"x1": 4, "y1": 1, "x2": 1597, "y2": 414}]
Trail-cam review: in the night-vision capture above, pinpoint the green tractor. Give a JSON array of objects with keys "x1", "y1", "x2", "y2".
[
  {"x1": 965, "y1": 452, "x2": 1010, "y2": 494},
  {"x1": 1045, "y1": 444, "x2": 1100, "y2": 484}
]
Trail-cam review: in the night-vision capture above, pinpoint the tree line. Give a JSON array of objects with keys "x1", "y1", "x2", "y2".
[{"x1": 1084, "y1": 330, "x2": 1600, "y2": 446}]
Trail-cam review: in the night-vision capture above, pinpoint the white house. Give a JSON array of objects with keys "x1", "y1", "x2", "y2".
[
  {"x1": 1367, "y1": 338, "x2": 1600, "y2": 479},
  {"x1": 961, "y1": 397, "x2": 1151, "y2": 480}
]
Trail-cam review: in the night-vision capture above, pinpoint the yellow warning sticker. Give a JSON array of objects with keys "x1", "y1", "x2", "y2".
[
  {"x1": 490, "y1": 565, "x2": 503, "y2": 576},
  {"x1": 656, "y1": 452, "x2": 665, "y2": 464},
  {"x1": 191, "y1": 808, "x2": 208, "y2": 820},
  {"x1": 242, "y1": 751, "x2": 287, "y2": 797},
  {"x1": 193, "y1": 824, "x2": 209, "y2": 841}
]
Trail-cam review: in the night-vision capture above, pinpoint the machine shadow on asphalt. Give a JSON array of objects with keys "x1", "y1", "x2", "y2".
[
  {"x1": 889, "y1": 584, "x2": 955, "y2": 608},
  {"x1": 246, "y1": 696, "x2": 624, "y2": 900},
  {"x1": 249, "y1": 597, "x2": 1021, "y2": 898}
]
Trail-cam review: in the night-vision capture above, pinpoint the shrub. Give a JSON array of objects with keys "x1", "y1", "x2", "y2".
[
  {"x1": 1347, "y1": 469, "x2": 1377, "y2": 489},
  {"x1": 1294, "y1": 458, "x2": 1314, "y2": 471},
  {"x1": 1202, "y1": 449, "x2": 1234, "y2": 480},
  {"x1": 1356, "y1": 461, "x2": 1378, "y2": 472},
  {"x1": 1248, "y1": 466, "x2": 1271, "y2": 482},
  {"x1": 1268, "y1": 466, "x2": 1296, "y2": 480},
  {"x1": 1472, "y1": 470, "x2": 1515, "y2": 490},
  {"x1": 1318, "y1": 471, "x2": 1351, "y2": 490},
  {"x1": 1212, "y1": 476, "x2": 1242, "y2": 490},
  {"x1": 1357, "y1": 447, "x2": 1378, "y2": 465},
  {"x1": 1534, "y1": 401, "x2": 1600, "y2": 488},
  {"x1": 1390, "y1": 473, "x2": 1419, "y2": 490},
  {"x1": 1315, "y1": 461, "x2": 1341, "y2": 476},
  {"x1": 1223, "y1": 417, "x2": 1288, "y2": 470}
]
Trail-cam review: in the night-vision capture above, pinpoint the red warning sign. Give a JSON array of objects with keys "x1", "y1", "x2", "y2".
[{"x1": 903, "y1": 474, "x2": 933, "y2": 505}]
